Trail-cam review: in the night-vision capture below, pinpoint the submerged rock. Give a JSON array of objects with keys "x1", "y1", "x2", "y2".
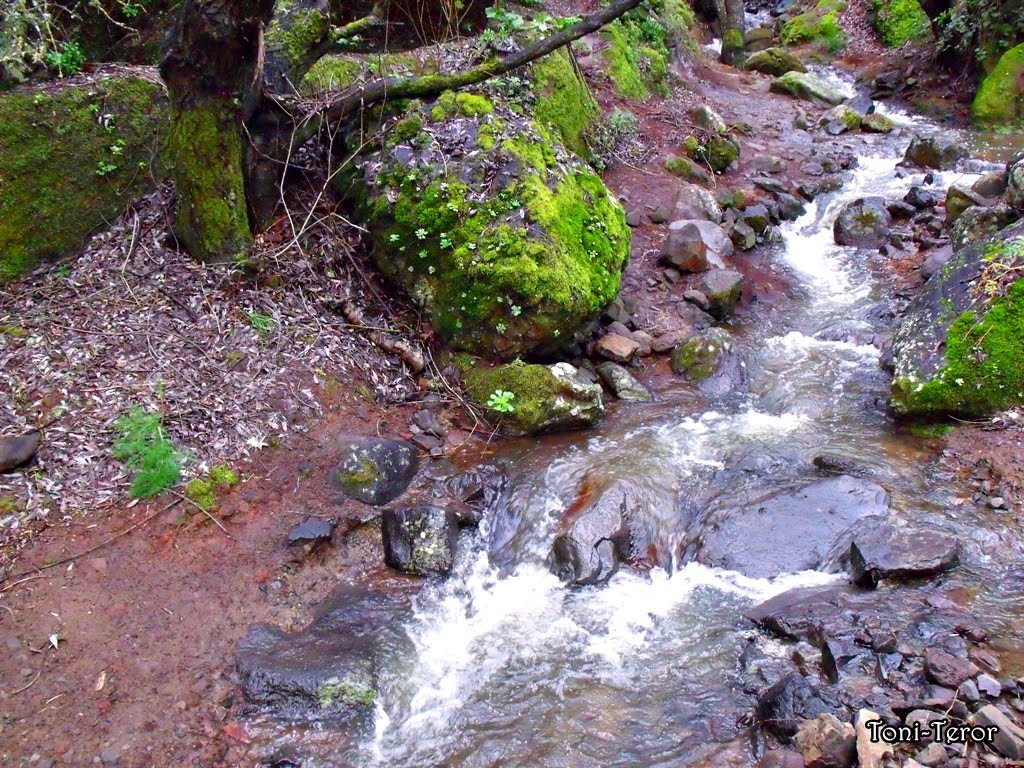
[
  {"x1": 693, "y1": 476, "x2": 891, "y2": 579},
  {"x1": 903, "y1": 135, "x2": 967, "y2": 170},
  {"x1": 833, "y1": 198, "x2": 892, "y2": 248},
  {"x1": 381, "y1": 505, "x2": 460, "y2": 576},
  {"x1": 890, "y1": 221, "x2": 1024, "y2": 417},
  {"x1": 351, "y1": 92, "x2": 629, "y2": 359},
  {"x1": 330, "y1": 437, "x2": 419, "y2": 506},
  {"x1": 463, "y1": 361, "x2": 604, "y2": 435},
  {"x1": 769, "y1": 72, "x2": 846, "y2": 106},
  {"x1": 745, "y1": 47, "x2": 806, "y2": 77},
  {"x1": 849, "y1": 524, "x2": 959, "y2": 587},
  {"x1": 757, "y1": 673, "x2": 845, "y2": 742},
  {"x1": 549, "y1": 481, "x2": 633, "y2": 587}
]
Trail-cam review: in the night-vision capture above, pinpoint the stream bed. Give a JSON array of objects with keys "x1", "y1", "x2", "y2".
[{"x1": 241, "y1": 75, "x2": 1024, "y2": 768}]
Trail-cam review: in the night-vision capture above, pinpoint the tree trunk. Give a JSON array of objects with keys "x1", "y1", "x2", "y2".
[
  {"x1": 718, "y1": 0, "x2": 745, "y2": 67},
  {"x1": 160, "y1": 0, "x2": 276, "y2": 262}
]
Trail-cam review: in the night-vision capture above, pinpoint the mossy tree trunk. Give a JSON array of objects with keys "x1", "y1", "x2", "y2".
[{"x1": 160, "y1": 0, "x2": 277, "y2": 262}]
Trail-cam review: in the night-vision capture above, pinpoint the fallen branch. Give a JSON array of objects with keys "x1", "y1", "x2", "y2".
[
  {"x1": 338, "y1": 298, "x2": 426, "y2": 373},
  {"x1": 292, "y1": 0, "x2": 646, "y2": 146}
]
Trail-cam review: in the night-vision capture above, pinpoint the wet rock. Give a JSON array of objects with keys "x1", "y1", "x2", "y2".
[
  {"x1": 381, "y1": 505, "x2": 459, "y2": 576},
  {"x1": 820, "y1": 104, "x2": 862, "y2": 135},
  {"x1": 887, "y1": 200, "x2": 917, "y2": 219},
  {"x1": 813, "y1": 453, "x2": 871, "y2": 477},
  {"x1": 683, "y1": 288, "x2": 711, "y2": 311},
  {"x1": 757, "y1": 674, "x2": 844, "y2": 741},
  {"x1": 236, "y1": 584, "x2": 411, "y2": 716},
  {"x1": 744, "y1": 25, "x2": 775, "y2": 52},
  {"x1": 951, "y1": 204, "x2": 1020, "y2": 250},
  {"x1": 800, "y1": 176, "x2": 844, "y2": 200},
  {"x1": 412, "y1": 409, "x2": 446, "y2": 438},
  {"x1": 0, "y1": 432, "x2": 40, "y2": 474},
  {"x1": 919, "y1": 244, "x2": 953, "y2": 280},
  {"x1": 969, "y1": 705, "x2": 1024, "y2": 759},
  {"x1": 753, "y1": 155, "x2": 787, "y2": 174},
  {"x1": 549, "y1": 480, "x2": 633, "y2": 586},
  {"x1": 330, "y1": 437, "x2": 419, "y2": 506},
  {"x1": 698, "y1": 477, "x2": 890, "y2": 579},
  {"x1": 759, "y1": 750, "x2": 807, "y2": 768},
  {"x1": 602, "y1": 297, "x2": 630, "y2": 325},
  {"x1": 890, "y1": 220, "x2": 1024, "y2": 417},
  {"x1": 849, "y1": 525, "x2": 959, "y2": 587},
  {"x1": 674, "y1": 182, "x2": 725, "y2": 223},
  {"x1": 923, "y1": 648, "x2": 980, "y2": 688},
  {"x1": 731, "y1": 220, "x2": 757, "y2": 249},
  {"x1": 777, "y1": 193, "x2": 807, "y2": 221},
  {"x1": 594, "y1": 333, "x2": 640, "y2": 363},
  {"x1": 463, "y1": 361, "x2": 604, "y2": 435},
  {"x1": 287, "y1": 518, "x2": 337, "y2": 547},
  {"x1": 1006, "y1": 158, "x2": 1024, "y2": 208},
  {"x1": 795, "y1": 713, "x2": 856, "y2": 768},
  {"x1": 745, "y1": 47, "x2": 806, "y2": 76},
  {"x1": 946, "y1": 181, "x2": 990, "y2": 225},
  {"x1": 695, "y1": 268, "x2": 744, "y2": 319},
  {"x1": 844, "y1": 94, "x2": 875, "y2": 118},
  {"x1": 596, "y1": 362, "x2": 652, "y2": 402},
  {"x1": 856, "y1": 709, "x2": 894, "y2": 768},
  {"x1": 742, "y1": 204, "x2": 773, "y2": 234},
  {"x1": 671, "y1": 328, "x2": 746, "y2": 396},
  {"x1": 834, "y1": 198, "x2": 892, "y2": 248},
  {"x1": 861, "y1": 113, "x2": 895, "y2": 133},
  {"x1": 770, "y1": 72, "x2": 847, "y2": 106},
  {"x1": 903, "y1": 136, "x2": 968, "y2": 170},
  {"x1": 973, "y1": 169, "x2": 1009, "y2": 199},
  {"x1": 660, "y1": 219, "x2": 733, "y2": 272},
  {"x1": 871, "y1": 70, "x2": 905, "y2": 98},
  {"x1": 904, "y1": 186, "x2": 941, "y2": 210}
]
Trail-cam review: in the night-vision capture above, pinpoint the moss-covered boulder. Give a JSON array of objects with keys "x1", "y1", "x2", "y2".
[
  {"x1": 744, "y1": 47, "x2": 807, "y2": 77},
  {"x1": 529, "y1": 48, "x2": 600, "y2": 160},
  {"x1": 683, "y1": 133, "x2": 741, "y2": 174},
  {"x1": 329, "y1": 437, "x2": 419, "y2": 506},
  {"x1": 0, "y1": 71, "x2": 168, "y2": 283},
  {"x1": 349, "y1": 93, "x2": 630, "y2": 359},
  {"x1": 769, "y1": 71, "x2": 846, "y2": 106},
  {"x1": 890, "y1": 222, "x2": 1024, "y2": 417},
  {"x1": 463, "y1": 361, "x2": 604, "y2": 435},
  {"x1": 670, "y1": 327, "x2": 747, "y2": 396},
  {"x1": 973, "y1": 43, "x2": 1024, "y2": 127},
  {"x1": 780, "y1": 0, "x2": 848, "y2": 52},
  {"x1": 871, "y1": 0, "x2": 932, "y2": 47},
  {"x1": 861, "y1": 112, "x2": 895, "y2": 133}
]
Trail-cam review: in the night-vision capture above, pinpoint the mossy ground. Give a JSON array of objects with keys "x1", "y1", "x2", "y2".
[
  {"x1": 0, "y1": 74, "x2": 167, "y2": 283},
  {"x1": 893, "y1": 238, "x2": 1024, "y2": 417},
  {"x1": 973, "y1": 43, "x2": 1024, "y2": 127},
  {"x1": 872, "y1": 0, "x2": 932, "y2": 47}
]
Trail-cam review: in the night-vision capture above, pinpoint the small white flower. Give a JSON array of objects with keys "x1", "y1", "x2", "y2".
[{"x1": 955, "y1": 378, "x2": 965, "y2": 386}]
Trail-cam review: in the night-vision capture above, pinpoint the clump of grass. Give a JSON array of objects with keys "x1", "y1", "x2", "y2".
[
  {"x1": 184, "y1": 464, "x2": 240, "y2": 511},
  {"x1": 112, "y1": 409, "x2": 184, "y2": 499}
]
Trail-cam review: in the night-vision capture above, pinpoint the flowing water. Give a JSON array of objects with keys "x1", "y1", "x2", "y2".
[{"x1": 250, "y1": 75, "x2": 1024, "y2": 767}]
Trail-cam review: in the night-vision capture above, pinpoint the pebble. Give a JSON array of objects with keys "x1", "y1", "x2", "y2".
[{"x1": 988, "y1": 497, "x2": 1006, "y2": 509}]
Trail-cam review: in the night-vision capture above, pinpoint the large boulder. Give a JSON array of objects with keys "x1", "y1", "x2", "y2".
[
  {"x1": 330, "y1": 437, "x2": 419, "y2": 505},
  {"x1": 890, "y1": 221, "x2": 1024, "y2": 417},
  {"x1": 849, "y1": 523, "x2": 959, "y2": 587},
  {"x1": 381, "y1": 505, "x2": 460, "y2": 576},
  {"x1": 351, "y1": 92, "x2": 630, "y2": 359},
  {"x1": 692, "y1": 476, "x2": 891, "y2": 578},
  {"x1": 0, "y1": 72, "x2": 168, "y2": 283},
  {"x1": 745, "y1": 47, "x2": 807, "y2": 77},
  {"x1": 463, "y1": 361, "x2": 604, "y2": 435},
  {"x1": 973, "y1": 43, "x2": 1024, "y2": 127},
  {"x1": 903, "y1": 135, "x2": 968, "y2": 170},
  {"x1": 952, "y1": 205, "x2": 1020, "y2": 250},
  {"x1": 769, "y1": 71, "x2": 846, "y2": 106},
  {"x1": 671, "y1": 327, "x2": 746, "y2": 396},
  {"x1": 872, "y1": 0, "x2": 931, "y2": 47},
  {"x1": 660, "y1": 220, "x2": 733, "y2": 272},
  {"x1": 833, "y1": 197, "x2": 892, "y2": 248}
]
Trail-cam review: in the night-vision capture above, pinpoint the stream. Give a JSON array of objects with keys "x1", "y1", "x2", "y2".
[{"x1": 247, "y1": 70, "x2": 1024, "y2": 768}]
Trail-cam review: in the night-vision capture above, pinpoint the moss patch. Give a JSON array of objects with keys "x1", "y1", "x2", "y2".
[
  {"x1": 0, "y1": 74, "x2": 167, "y2": 283},
  {"x1": 602, "y1": 17, "x2": 672, "y2": 101},
  {"x1": 318, "y1": 675, "x2": 375, "y2": 709},
  {"x1": 872, "y1": 0, "x2": 932, "y2": 47},
  {"x1": 529, "y1": 48, "x2": 599, "y2": 159},
  {"x1": 781, "y1": 0, "x2": 849, "y2": 52},
  {"x1": 973, "y1": 43, "x2": 1024, "y2": 127}
]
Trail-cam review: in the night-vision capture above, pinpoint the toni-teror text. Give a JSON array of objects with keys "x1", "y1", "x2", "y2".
[{"x1": 866, "y1": 719, "x2": 999, "y2": 745}]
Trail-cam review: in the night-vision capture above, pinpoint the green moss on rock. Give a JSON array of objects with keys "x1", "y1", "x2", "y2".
[
  {"x1": 353, "y1": 101, "x2": 630, "y2": 359},
  {"x1": 530, "y1": 48, "x2": 599, "y2": 158},
  {"x1": 301, "y1": 55, "x2": 363, "y2": 95},
  {"x1": 973, "y1": 43, "x2": 1024, "y2": 127},
  {"x1": 781, "y1": 0, "x2": 848, "y2": 51},
  {"x1": 0, "y1": 74, "x2": 168, "y2": 283},
  {"x1": 872, "y1": 0, "x2": 931, "y2": 47}
]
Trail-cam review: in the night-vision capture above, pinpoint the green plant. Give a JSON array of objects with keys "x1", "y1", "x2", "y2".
[
  {"x1": 112, "y1": 408, "x2": 184, "y2": 499},
  {"x1": 246, "y1": 311, "x2": 276, "y2": 337},
  {"x1": 43, "y1": 41, "x2": 86, "y2": 77},
  {"x1": 486, "y1": 389, "x2": 516, "y2": 413}
]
